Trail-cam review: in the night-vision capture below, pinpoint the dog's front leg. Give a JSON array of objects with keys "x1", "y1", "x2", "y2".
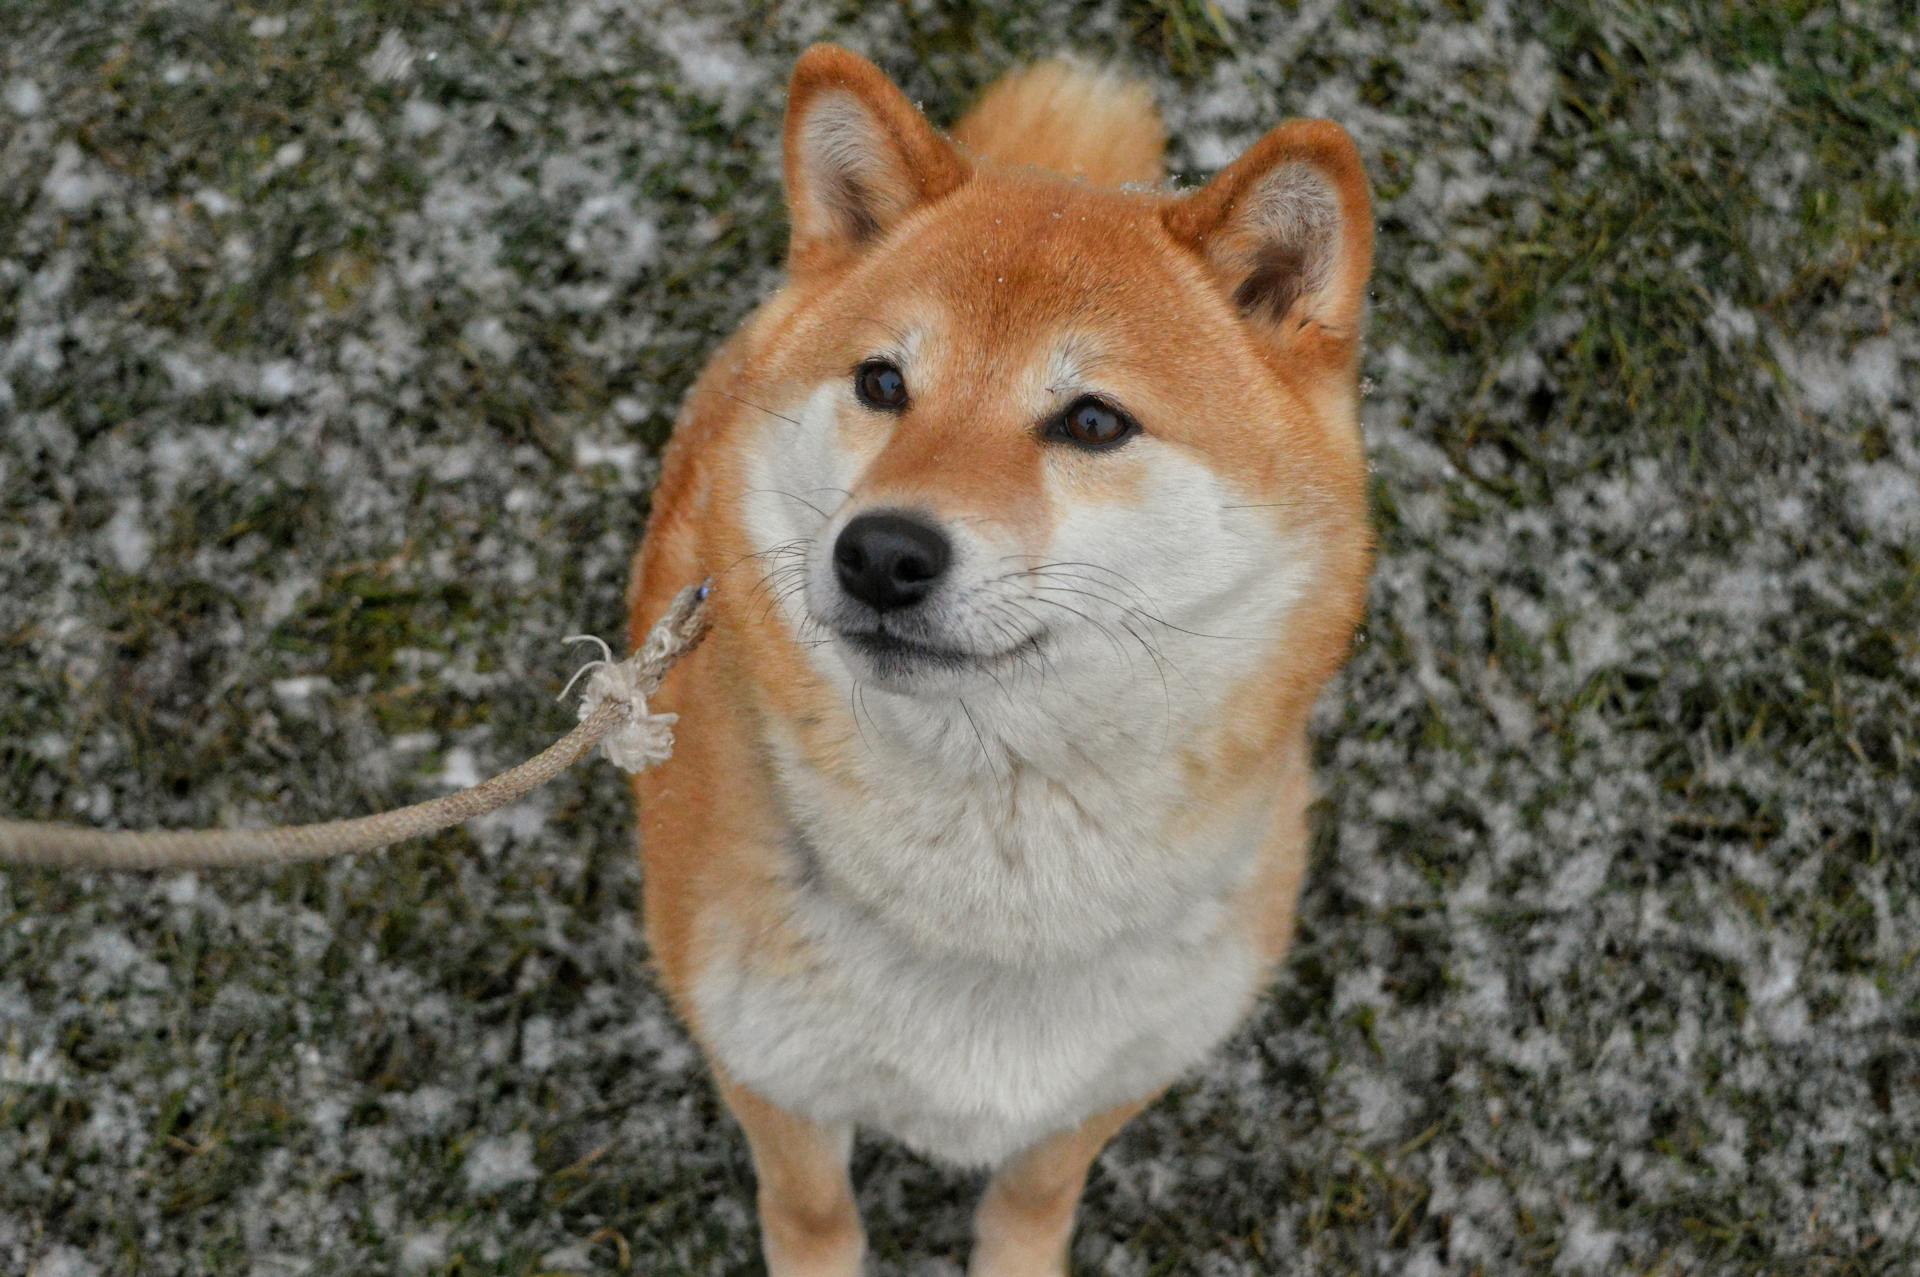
[
  {"x1": 721, "y1": 1075, "x2": 865, "y2": 1277},
  {"x1": 969, "y1": 1096, "x2": 1154, "y2": 1277}
]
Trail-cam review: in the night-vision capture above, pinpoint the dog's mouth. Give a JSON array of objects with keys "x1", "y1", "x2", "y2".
[{"x1": 837, "y1": 626, "x2": 1045, "y2": 675}]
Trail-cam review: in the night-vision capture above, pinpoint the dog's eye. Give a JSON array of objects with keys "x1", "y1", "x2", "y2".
[
  {"x1": 855, "y1": 360, "x2": 909, "y2": 411},
  {"x1": 1050, "y1": 397, "x2": 1136, "y2": 449}
]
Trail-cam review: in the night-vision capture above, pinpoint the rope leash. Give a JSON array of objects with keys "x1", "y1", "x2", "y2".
[{"x1": 0, "y1": 581, "x2": 712, "y2": 872}]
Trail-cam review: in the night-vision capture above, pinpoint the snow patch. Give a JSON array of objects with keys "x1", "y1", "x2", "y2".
[
  {"x1": 654, "y1": 18, "x2": 762, "y2": 117},
  {"x1": 1848, "y1": 463, "x2": 1920, "y2": 542},
  {"x1": 5, "y1": 79, "x2": 45, "y2": 116},
  {"x1": 41, "y1": 142, "x2": 110, "y2": 212},
  {"x1": 397, "y1": 1227, "x2": 449, "y2": 1272},
  {"x1": 365, "y1": 30, "x2": 415, "y2": 83},
  {"x1": 104, "y1": 501, "x2": 153, "y2": 572},
  {"x1": 435, "y1": 746, "x2": 482, "y2": 789},
  {"x1": 462, "y1": 1132, "x2": 538, "y2": 1193},
  {"x1": 28, "y1": 1247, "x2": 99, "y2": 1277}
]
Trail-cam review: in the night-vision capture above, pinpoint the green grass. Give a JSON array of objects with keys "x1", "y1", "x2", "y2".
[{"x1": 2, "y1": 0, "x2": 1917, "y2": 1273}]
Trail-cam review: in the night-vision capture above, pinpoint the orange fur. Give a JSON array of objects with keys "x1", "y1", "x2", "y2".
[
  {"x1": 952, "y1": 60, "x2": 1166, "y2": 187},
  {"x1": 627, "y1": 44, "x2": 1375, "y2": 1275}
]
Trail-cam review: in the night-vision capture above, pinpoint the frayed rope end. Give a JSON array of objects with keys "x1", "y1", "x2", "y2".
[
  {"x1": 558, "y1": 581, "x2": 710, "y2": 775},
  {"x1": 560, "y1": 636, "x2": 679, "y2": 773}
]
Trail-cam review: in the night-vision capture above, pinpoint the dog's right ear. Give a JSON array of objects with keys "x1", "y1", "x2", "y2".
[{"x1": 783, "y1": 45, "x2": 969, "y2": 272}]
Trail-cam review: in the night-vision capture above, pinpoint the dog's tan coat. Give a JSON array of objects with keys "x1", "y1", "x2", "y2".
[{"x1": 628, "y1": 46, "x2": 1374, "y2": 1275}]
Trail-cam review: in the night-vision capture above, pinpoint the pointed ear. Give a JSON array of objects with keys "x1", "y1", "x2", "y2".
[
  {"x1": 783, "y1": 46, "x2": 969, "y2": 269},
  {"x1": 1163, "y1": 120, "x2": 1373, "y2": 354}
]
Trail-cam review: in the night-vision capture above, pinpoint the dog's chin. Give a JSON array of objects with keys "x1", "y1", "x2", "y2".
[{"x1": 832, "y1": 627, "x2": 1043, "y2": 693}]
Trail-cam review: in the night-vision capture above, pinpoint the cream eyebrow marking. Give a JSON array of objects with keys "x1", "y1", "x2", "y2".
[
  {"x1": 1039, "y1": 334, "x2": 1114, "y2": 400},
  {"x1": 885, "y1": 324, "x2": 928, "y2": 367}
]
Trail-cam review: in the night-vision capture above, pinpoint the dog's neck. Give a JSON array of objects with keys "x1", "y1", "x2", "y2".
[{"x1": 758, "y1": 638, "x2": 1280, "y2": 966}]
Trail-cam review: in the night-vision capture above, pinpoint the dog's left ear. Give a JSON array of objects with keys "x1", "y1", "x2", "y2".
[
  {"x1": 1163, "y1": 120, "x2": 1373, "y2": 360},
  {"x1": 784, "y1": 45, "x2": 970, "y2": 271}
]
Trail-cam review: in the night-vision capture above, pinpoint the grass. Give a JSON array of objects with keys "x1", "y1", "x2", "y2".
[{"x1": 1, "y1": 0, "x2": 1916, "y2": 1273}]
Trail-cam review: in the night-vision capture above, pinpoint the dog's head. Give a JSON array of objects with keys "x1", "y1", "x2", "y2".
[{"x1": 732, "y1": 47, "x2": 1374, "y2": 715}]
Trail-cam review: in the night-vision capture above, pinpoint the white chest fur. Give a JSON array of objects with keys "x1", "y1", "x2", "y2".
[
  {"x1": 691, "y1": 698, "x2": 1275, "y2": 1168},
  {"x1": 694, "y1": 878, "x2": 1262, "y2": 1168}
]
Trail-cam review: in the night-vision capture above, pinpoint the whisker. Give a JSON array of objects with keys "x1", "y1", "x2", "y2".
[
  {"x1": 994, "y1": 600, "x2": 1062, "y2": 687},
  {"x1": 849, "y1": 679, "x2": 872, "y2": 754},
  {"x1": 956, "y1": 699, "x2": 999, "y2": 781},
  {"x1": 716, "y1": 389, "x2": 802, "y2": 428},
  {"x1": 746, "y1": 488, "x2": 832, "y2": 520},
  {"x1": 1029, "y1": 581, "x2": 1252, "y2": 643},
  {"x1": 1020, "y1": 567, "x2": 1154, "y2": 607},
  {"x1": 994, "y1": 557, "x2": 1155, "y2": 606},
  {"x1": 854, "y1": 681, "x2": 879, "y2": 752},
  {"x1": 1020, "y1": 593, "x2": 1135, "y2": 673},
  {"x1": 1020, "y1": 582, "x2": 1199, "y2": 711},
  {"x1": 1114, "y1": 613, "x2": 1177, "y2": 753},
  {"x1": 711, "y1": 538, "x2": 808, "y2": 584}
]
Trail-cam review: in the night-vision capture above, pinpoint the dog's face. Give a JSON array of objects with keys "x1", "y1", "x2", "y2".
[{"x1": 736, "y1": 54, "x2": 1374, "y2": 707}]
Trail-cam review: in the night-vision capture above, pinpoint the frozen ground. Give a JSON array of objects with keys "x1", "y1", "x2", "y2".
[{"x1": 2, "y1": 1, "x2": 1916, "y2": 1273}]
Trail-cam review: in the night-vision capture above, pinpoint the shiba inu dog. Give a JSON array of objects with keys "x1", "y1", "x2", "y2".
[{"x1": 628, "y1": 44, "x2": 1374, "y2": 1275}]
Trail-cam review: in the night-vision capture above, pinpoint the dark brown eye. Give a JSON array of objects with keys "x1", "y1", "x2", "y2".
[
  {"x1": 1052, "y1": 397, "x2": 1136, "y2": 449},
  {"x1": 855, "y1": 360, "x2": 909, "y2": 411}
]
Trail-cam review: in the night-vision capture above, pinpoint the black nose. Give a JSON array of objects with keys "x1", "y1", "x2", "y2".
[{"x1": 833, "y1": 511, "x2": 951, "y2": 612}]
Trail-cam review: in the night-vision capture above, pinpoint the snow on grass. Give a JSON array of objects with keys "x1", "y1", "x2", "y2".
[
  {"x1": 0, "y1": 0, "x2": 1915, "y2": 1274},
  {"x1": 464, "y1": 1133, "x2": 541, "y2": 1194}
]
